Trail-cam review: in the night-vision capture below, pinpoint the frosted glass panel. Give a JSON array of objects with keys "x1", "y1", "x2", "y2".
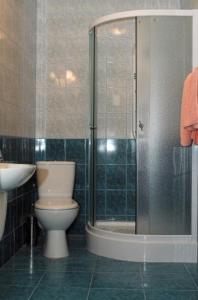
[
  {"x1": 94, "y1": 19, "x2": 137, "y2": 223},
  {"x1": 95, "y1": 19, "x2": 136, "y2": 139},
  {"x1": 136, "y1": 16, "x2": 192, "y2": 234}
]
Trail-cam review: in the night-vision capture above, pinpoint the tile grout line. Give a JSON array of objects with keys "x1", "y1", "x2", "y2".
[
  {"x1": 84, "y1": 287, "x2": 151, "y2": 291},
  {"x1": 125, "y1": 140, "x2": 128, "y2": 218},
  {"x1": 86, "y1": 257, "x2": 98, "y2": 300},
  {"x1": 143, "y1": 288, "x2": 147, "y2": 300},
  {"x1": 86, "y1": 272, "x2": 94, "y2": 300},
  {"x1": 140, "y1": 264, "x2": 146, "y2": 300},
  {"x1": 184, "y1": 264, "x2": 198, "y2": 290},
  {"x1": 28, "y1": 271, "x2": 46, "y2": 300}
]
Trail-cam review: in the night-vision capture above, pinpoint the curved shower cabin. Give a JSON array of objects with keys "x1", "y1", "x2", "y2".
[{"x1": 86, "y1": 10, "x2": 198, "y2": 263}]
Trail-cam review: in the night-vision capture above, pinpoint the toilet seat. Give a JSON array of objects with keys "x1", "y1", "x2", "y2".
[{"x1": 35, "y1": 197, "x2": 79, "y2": 210}]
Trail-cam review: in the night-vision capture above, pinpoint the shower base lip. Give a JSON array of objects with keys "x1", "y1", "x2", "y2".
[
  {"x1": 95, "y1": 220, "x2": 135, "y2": 234},
  {"x1": 86, "y1": 222, "x2": 197, "y2": 263}
]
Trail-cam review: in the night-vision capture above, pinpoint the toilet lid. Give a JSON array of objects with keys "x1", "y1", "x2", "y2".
[{"x1": 35, "y1": 198, "x2": 79, "y2": 210}]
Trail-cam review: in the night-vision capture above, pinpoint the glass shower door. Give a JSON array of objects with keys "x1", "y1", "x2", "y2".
[
  {"x1": 89, "y1": 18, "x2": 137, "y2": 232},
  {"x1": 89, "y1": 28, "x2": 96, "y2": 226},
  {"x1": 136, "y1": 16, "x2": 192, "y2": 235}
]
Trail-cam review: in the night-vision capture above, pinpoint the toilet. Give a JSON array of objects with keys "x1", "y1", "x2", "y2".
[{"x1": 35, "y1": 161, "x2": 79, "y2": 259}]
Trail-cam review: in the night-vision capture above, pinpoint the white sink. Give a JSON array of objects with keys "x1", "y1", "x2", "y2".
[
  {"x1": 0, "y1": 163, "x2": 36, "y2": 241},
  {"x1": 0, "y1": 163, "x2": 36, "y2": 191}
]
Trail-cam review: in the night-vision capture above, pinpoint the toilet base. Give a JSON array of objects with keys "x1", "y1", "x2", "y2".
[{"x1": 44, "y1": 230, "x2": 69, "y2": 259}]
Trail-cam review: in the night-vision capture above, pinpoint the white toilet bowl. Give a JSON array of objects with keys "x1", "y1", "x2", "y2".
[{"x1": 35, "y1": 161, "x2": 79, "y2": 259}]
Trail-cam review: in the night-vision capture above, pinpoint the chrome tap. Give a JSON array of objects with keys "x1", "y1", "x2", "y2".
[{"x1": 0, "y1": 150, "x2": 4, "y2": 162}]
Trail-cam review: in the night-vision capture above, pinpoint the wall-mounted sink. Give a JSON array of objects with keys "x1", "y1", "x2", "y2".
[
  {"x1": 0, "y1": 163, "x2": 36, "y2": 241},
  {"x1": 0, "y1": 163, "x2": 36, "y2": 191}
]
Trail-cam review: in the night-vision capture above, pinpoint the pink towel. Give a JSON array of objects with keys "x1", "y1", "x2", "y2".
[{"x1": 180, "y1": 67, "x2": 198, "y2": 146}]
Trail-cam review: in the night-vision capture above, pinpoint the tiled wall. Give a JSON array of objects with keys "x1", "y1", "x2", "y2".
[
  {"x1": 0, "y1": 0, "x2": 37, "y2": 267},
  {"x1": 36, "y1": 0, "x2": 180, "y2": 139},
  {"x1": 180, "y1": 0, "x2": 198, "y2": 8},
  {"x1": 35, "y1": 138, "x2": 136, "y2": 233},
  {"x1": 96, "y1": 139, "x2": 136, "y2": 221},
  {"x1": 0, "y1": 0, "x2": 194, "y2": 264},
  {"x1": 0, "y1": 0, "x2": 36, "y2": 138},
  {"x1": 0, "y1": 136, "x2": 36, "y2": 268}
]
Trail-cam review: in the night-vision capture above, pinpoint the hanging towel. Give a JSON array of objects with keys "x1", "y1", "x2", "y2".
[{"x1": 180, "y1": 67, "x2": 198, "y2": 146}]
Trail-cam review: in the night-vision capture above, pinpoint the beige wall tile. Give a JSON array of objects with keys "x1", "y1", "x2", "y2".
[
  {"x1": 180, "y1": 0, "x2": 198, "y2": 8},
  {"x1": 36, "y1": 0, "x2": 180, "y2": 139},
  {"x1": 106, "y1": 114, "x2": 127, "y2": 138},
  {"x1": 0, "y1": 0, "x2": 37, "y2": 138}
]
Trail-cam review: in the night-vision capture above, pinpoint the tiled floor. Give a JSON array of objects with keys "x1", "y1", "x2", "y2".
[{"x1": 0, "y1": 236, "x2": 198, "y2": 299}]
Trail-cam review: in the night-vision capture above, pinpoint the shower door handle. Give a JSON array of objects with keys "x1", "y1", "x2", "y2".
[
  {"x1": 89, "y1": 123, "x2": 96, "y2": 130},
  {"x1": 139, "y1": 121, "x2": 144, "y2": 131}
]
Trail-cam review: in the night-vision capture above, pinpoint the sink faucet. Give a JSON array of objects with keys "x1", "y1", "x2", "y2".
[{"x1": 0, "y1": 150, "x2": 4, "y2": 162}]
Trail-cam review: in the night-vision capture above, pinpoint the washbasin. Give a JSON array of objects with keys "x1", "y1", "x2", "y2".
[{"x1": 0, "y1": 163, "x2": 36, "y2": 191}]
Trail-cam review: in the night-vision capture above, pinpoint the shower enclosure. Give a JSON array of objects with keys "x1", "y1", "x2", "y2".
[{"x1": 86, "y1": 10, "x2": 198, "y2": 262}]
